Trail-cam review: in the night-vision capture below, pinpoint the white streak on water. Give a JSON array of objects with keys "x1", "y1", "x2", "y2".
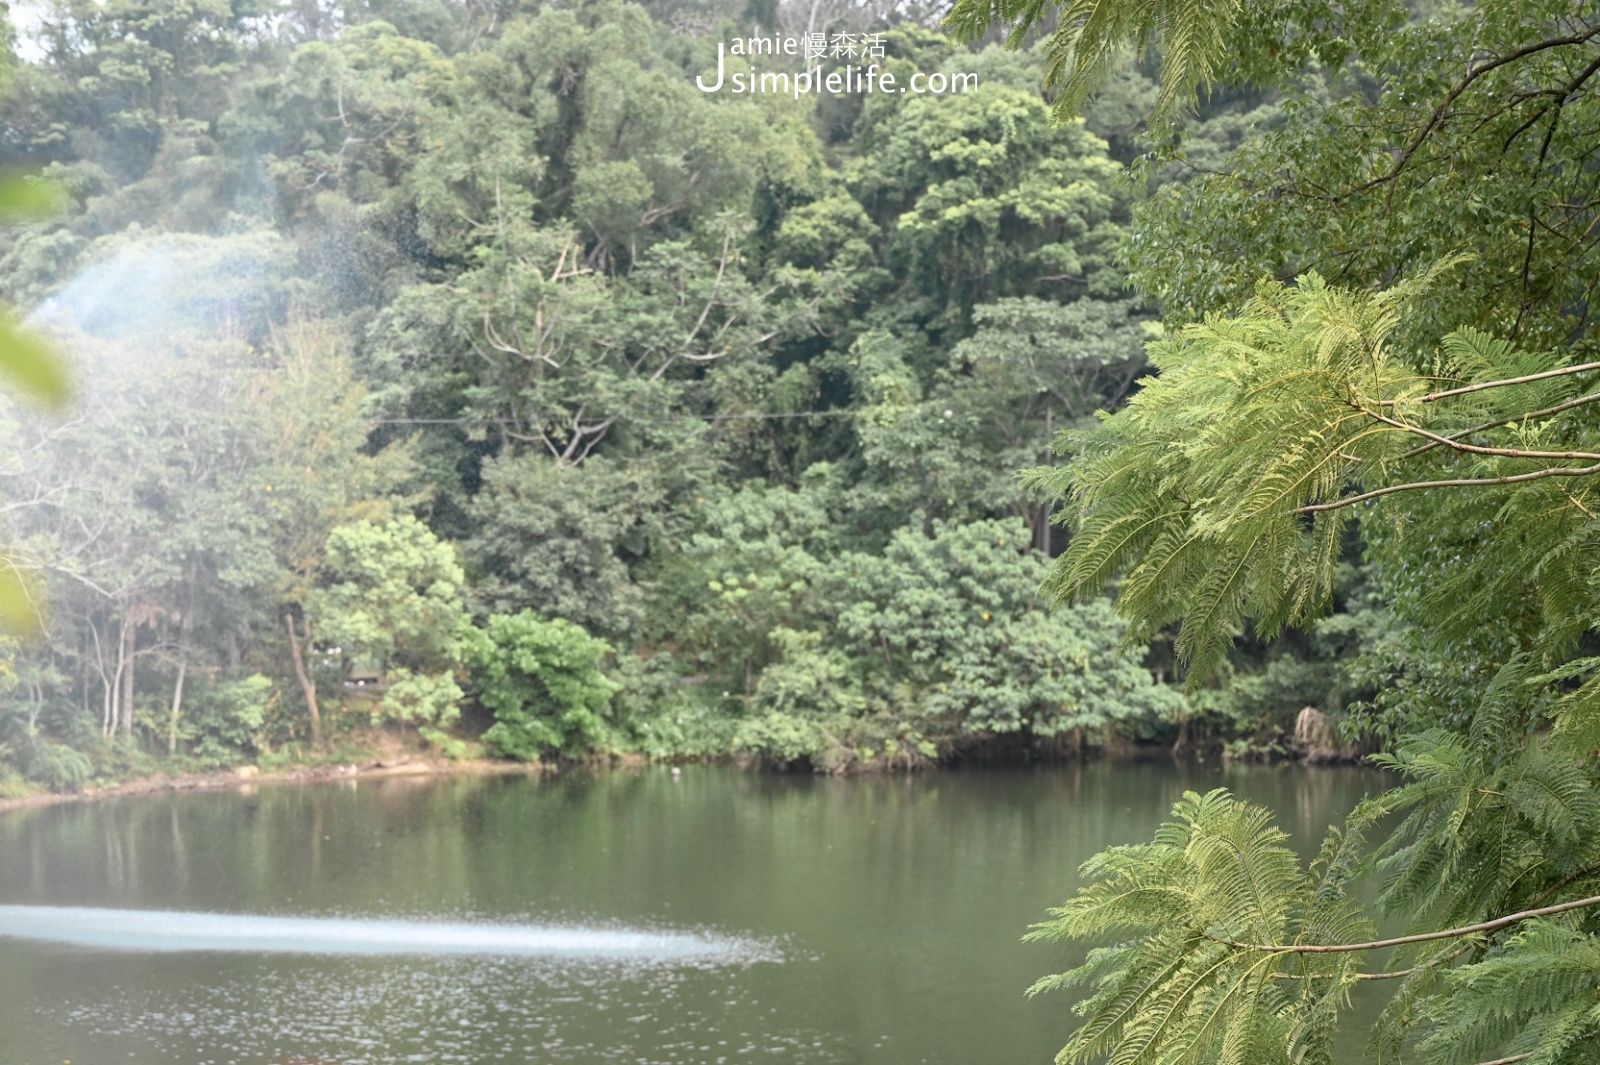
[{"x1": 0, "y1": 906, "x2": 760, "y2": 962}]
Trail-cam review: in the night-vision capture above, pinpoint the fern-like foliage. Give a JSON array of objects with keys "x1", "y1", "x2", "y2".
[
  {"x1": 1035, "y1": 673, "x2": 1600, "y2": 1064},
  {"x1": 1027, "y1": 788, "x2": 1373, "y2": 1065},
  {"x1": 943, "y1": 0, "x2": 1240, "y2": 124},
  {"x1": 1013, "y1": 264, "x2": 1600, "y2": 1063},
  {"x1": 1351, "y1": 665, "x2": 1600, "y2": 1060},
  {"x1": 942, "y1": 0, "x2": 1401, "y2": 126},
  {"x1": 1420, "y1": 921, "x2": 1600, "y2": 1065},
  {"x1": 1358, "y1": 659, "x2": 1587, "y2": 921},
  {"x1": 1025, "y1": 266, "x2": 1600, "y2": 688},
  {"x1": 958, "y1": 3, "x2": 1600, "y2": 1060}
]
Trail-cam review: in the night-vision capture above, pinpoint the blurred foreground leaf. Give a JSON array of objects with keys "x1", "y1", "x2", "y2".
[
  {"x1": 0, "y1": 171, "x2": 72, "y2": 634},
  {"x1": 0, "y1": 175, "x2": 65, "y2": 221},
  {"x1": 0, "y1": 566, "x2": 43, "y2": 636},
  {"x1": 0, "y1": 317, "x2": 71, "y2": 408}
]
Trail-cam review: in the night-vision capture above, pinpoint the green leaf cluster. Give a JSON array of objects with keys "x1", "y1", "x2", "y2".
[
  {"x1": 463, "y1": 611, "x2": 620, "y2": 761},
  {"x1": 1028, "y1": 788, "x2": 1372, "y2": 1065}
]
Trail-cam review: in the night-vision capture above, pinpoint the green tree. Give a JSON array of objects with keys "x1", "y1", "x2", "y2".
[
  {"x1": 664, "y1": 469, "x2": 842, "y2": 695},
  {"x1": 850, "y1": 75, "x2": 1130, "y2": 328},
  {"x1": 311, "y1": 514, "x2": 469, "y2": 733},
  {"x1": 0, "y1": 317, "x2": 279, "y2": 749},
  {"x1": 723, "y1": 516, "x2": 1179, "y2": 770},
  {"x1": 313, "y1": 513, "x2": 466, "y2": 671},
  {"x1": 224, "y1": 20, "x2": 453, "y2": 222},
  {"x1": 946, "y1": 0, "x2": 1600, "y2": 1060},
  {"x1": 258, "y1": 317, "x2": 412, "y2": 747},
  {"x1": 464, "y1": 453, "x2": 667, "y2": 637},
  {"x1": 0, "y1": 0, "x2": 1194, "y2": 780},
  {"x1": 833, "y1": 518, "x2": 1178, "y2": 746},
  {"x1": 845, "y1": 297, "x2": 1150, "y2": 542},
  {"x1": 462, "y1": 610, "x2": 619, "y2": 760}
]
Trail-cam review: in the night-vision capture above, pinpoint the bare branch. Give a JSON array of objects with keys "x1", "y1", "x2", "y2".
[
  {"x1": 45, "y1": 563, "x2": 119, "y2": 600},
  {"x1": 1396, "y1": 390, "x2": 1600, "y2": 460},
  {"x1": 1209, "y1": 892, "x2": 1600, "y2": 953},
  {"x1": 1377, "y1": 360, "x2": 1600, "y2": 406},
  {"x1": 653, "y1": 224, "x2": 736, "y2": 382},
  {"x1": 1298, "y1": 462, "x2": 1600, "y2": 513},
  {"x1": 1359, "y1": 406, "x2": 1600, "y2": 461}
]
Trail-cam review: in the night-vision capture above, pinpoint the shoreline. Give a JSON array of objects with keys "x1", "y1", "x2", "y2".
[
  {"x1": 0, "y1": 742, "x2": 1377, "y2": 814},
  {"x1": 0, "y1": 756, "x2": 549, "y2": 814}
]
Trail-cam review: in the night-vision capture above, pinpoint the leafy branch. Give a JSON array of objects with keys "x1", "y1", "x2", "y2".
[
  {"x1": 1040, "y1": 266, "x2": 1600, "y2": 682},
  {"x1": 1395, "y1": 390, "x2": 1600, "y2": 460},
  {"x1": 1355, "y1": 23, "x2": 1600, "y2": 196}
]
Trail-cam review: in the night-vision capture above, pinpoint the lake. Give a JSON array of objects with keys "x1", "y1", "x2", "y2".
[{"x1": 0, "y1": 761, "x2": 1389, "y2": 1065}]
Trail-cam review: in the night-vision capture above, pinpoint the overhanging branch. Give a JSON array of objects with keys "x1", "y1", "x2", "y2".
[
  {"x1": 1208, "y1": 892, "x2": 1600, "y2": 953},
  {"x1": 1358, "y1": 406, "x2": 1600, "y2": 461},
  {"x1": 1396, "y1": 390, "x2": 1600, "y2": 460},
  {"x1": 1376, "y1": 360, "x2": 1600, "y2": 406},
  {"x1": 1297, "y1": 462, "x2": 1600, "y2": 514}
]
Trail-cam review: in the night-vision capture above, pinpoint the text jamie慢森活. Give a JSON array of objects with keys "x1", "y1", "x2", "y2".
[{"x1": 695, "y1": 33, "x2": 977, "y2": 97}]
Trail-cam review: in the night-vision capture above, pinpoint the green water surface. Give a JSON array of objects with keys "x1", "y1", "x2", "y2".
[{"x1": 0, "y1": 761, "x2": 1388, "y2": 1065}]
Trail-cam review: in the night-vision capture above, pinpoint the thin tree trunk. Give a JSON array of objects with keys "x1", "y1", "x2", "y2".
[
  {"x1": 1172, "y1": 714, "x2": 1190, "y2": 756},
  {"x1": 168, "y1": 571, "x2": 195, "y2": 757},
  {"x1": 166, "y1": 658, "x2": 187, "y2": 756},
  {"x1": 286, "y1": 611, "x2": 322, "y2": 747},
  {"x1": 119, "y1": 620, "x2": 134, "y2": 740},
  {"x1": 109, "y1": 620, "x2": 127, "y2": 740},
  {"x1": 91, "y1": 619, "x2": 113, "y2": 737},
  {"x1": 1037, "y1": 403, "x2": 1053, "y2": 554}
]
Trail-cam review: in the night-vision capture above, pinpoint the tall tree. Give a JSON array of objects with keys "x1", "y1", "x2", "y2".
[{"x1": 257, "y1": 317, "x2": 412, "y2": 747}]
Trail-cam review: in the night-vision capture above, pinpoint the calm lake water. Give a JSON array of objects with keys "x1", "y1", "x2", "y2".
[{"x1": 0, "y1": 761, "x2": 1388, "y2": 1065}]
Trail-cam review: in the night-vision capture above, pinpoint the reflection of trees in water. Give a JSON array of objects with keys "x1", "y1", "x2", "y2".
[
  {"x1": 1209, "y1": 760, "x2": 1391, "y2": 853},
  {"x1": 103, "y1": 804, "x2": 138, "y2": 894}
]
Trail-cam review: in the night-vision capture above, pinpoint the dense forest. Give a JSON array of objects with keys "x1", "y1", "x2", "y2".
[
  {"x1": 4, "y1": 0, "x2": 1600, "y2": 1059},
  {"x1": 0, "y1": 0, "x2": 1325, "y2": 791}
]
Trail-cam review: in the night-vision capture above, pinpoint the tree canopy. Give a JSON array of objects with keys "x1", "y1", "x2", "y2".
[{"x1": 0, "y1": 0, "x2": 1209, "y2": 784}]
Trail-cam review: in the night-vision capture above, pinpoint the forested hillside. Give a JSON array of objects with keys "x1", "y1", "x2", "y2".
[{"x1": 0, "y1": 0, "x2": 1333, "y2": 790}]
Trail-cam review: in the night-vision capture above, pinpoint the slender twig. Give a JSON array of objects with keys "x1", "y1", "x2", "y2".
[
  {"x1": 1395, "y1": 391, "x2": 1600, "y2": 460},
  {"x1": 1298, "y1": 463, "x2": 1600, "y2": 514},
  {"x1": 1271, "y1": 943, "x2": 1473, "y2": 982},
  {"x1": 1356, "y1": 24, "x2": 1600, "y2": 195},
  {"x1": 1208, "y1": 892, "x2": 1600, "y2": 953},
  {"x1": 1501, "y1": 50, "x2": 1600, "y2": 153},
  {"x1": 1376, "y1": 361, "x2": 1600, "y2": 406},
  {"x1": 1526, "y1": 863, "x2": 1600, "y2": 909},
  {"x1": 1359, "y1": 406, "x2": 1600, "y2": 460}
]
